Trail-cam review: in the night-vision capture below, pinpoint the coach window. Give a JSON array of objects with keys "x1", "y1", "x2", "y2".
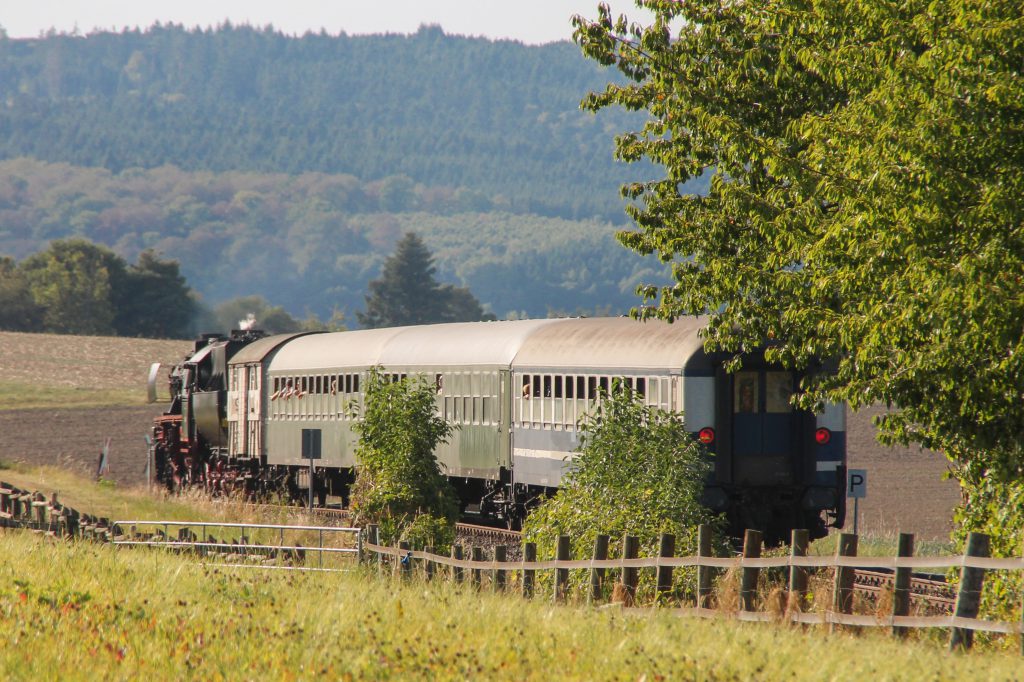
[
  {"x1": 735, "y1": 372, "x2": 759, "y2": 413},
  {"x1": 765, "y1": 372, "x2": 793, "y2": 413}
]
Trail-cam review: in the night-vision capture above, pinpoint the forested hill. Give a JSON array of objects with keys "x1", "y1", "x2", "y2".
[{"x1": 0, "y1": 24, "x2": 660, "y2": 221}]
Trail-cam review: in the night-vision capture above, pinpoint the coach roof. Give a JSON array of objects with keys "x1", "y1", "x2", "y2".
[
  {"x1": 267, "y1": 319, "x2": 559, "y2": 371},
  {"x1": 265, "y1": 317, "x2": 710, "y2": 374},
  {"x1": 511, "y1": 316, "x2": 708, "y2": 372}
]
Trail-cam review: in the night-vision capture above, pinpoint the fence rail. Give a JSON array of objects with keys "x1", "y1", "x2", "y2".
[
  {"x1": 364, "y1": 525, "x2": 1022, "y2": 652},
  {"x1": 113, "y1": 520, "x2": 363, "y2": 572}
]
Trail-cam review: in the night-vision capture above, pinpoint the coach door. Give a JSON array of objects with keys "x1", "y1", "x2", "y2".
[{"x1": 730, "y1": 370, "x2": 799, "y2": 485}]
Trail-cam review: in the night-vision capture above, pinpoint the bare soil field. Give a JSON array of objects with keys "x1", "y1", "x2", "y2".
[
  {"x1": 0, "y1": 405, "x2": 164, "y2": 487},
  {"x1": 0, "y1": 331, "x2": 190, "y2": 486},
  {"x1": 0, "y1": 330, "x2": 189, "y2": 392},
  {"x1": 0, "y1": 331, "x2": 961, "y2": 538}
]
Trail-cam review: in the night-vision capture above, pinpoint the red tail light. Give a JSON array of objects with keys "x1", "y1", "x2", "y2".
[
  {"x1": 698, "y1": 427, "x2": 715, "y2": 445},
  {"x1": 815, "y1": 428, "x2": 832, "y2": 445}
]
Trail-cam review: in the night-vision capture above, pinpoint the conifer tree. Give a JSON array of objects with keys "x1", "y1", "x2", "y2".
[{"x1": 357, "y1": 232, "x2": 493, "y2": 328}]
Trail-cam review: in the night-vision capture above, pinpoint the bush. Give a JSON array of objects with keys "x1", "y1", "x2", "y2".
[
  {"x1": 349, "y1": 367, "x2": 458, "y2": 552},
  {"x1": 522, "y1": 387, "x2": 726, "y2": 601},
  {"x1": 951, "y1": 463, "x2": 1023, "y2": 646}
]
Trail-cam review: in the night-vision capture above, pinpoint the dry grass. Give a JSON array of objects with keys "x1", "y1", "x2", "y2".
[
  {"x1": 2, "y1": 532, "x2": 1021, "y2": 681},
  {"x1": 0, "y1": 331, "x2": 189, "y2": 409}
]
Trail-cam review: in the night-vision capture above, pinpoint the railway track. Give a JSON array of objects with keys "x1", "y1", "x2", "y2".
[{"x1": 853, "y1": 569, "x2": 955, "y2": 610}]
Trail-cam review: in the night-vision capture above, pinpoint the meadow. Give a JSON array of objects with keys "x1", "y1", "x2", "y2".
[
  {"x1": 3, "y1": 528, "x2": 1023, "y2": 681},
  {"x1": 0, "y1": 464, "x2": 1019, "y2": 679}
]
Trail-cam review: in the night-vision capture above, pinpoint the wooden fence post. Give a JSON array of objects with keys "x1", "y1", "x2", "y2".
[
  {"x1": 590, "y1": 534, "x2": 609, "y2": 604},
  {"x1": 367, "y1": 524, "x2": 380, "y2": 573},
  {"x1": 832, "y1": 533, "x2": 858, "y2": 630},
  {"x1": 620, "y1": 534, "x2": 639, "y2": 605},
  {"x1": 697, "y1": 524, "x2": 713, "y2": 608},
  {"x1": 398, "y1": 541, "x2": 412, "y2": 580},
  {"x1": 892, "y1": 532, "x2": 914, "y2": 638},
  {"x1": 1020, "y1": 538, "x2": 1024, "y2": 657},
  {"x1": 424, "y1": 546, "x2": 436, "y2": 581},
  {"x1": 522, "y1": 542, "x2": 536, "y2": 598},
  {"x1": 656, "y1": 533, "x2": 676, "y2": 603},
  {"x1": 494, "y1": 545, "x2": 507, "y2": 593},
  {"x1": 788, "y1": 529, "x2": 809, "y2": 613},
  {"x1": 471, "y1": 546, "x2": 483, "y2": 589},
  {"x1": 452, "y1": 545, "x2": 464, "y2": 585},
  {"x1": 740, "y1": 529, "x2": 763, "y2": 612},
  {"x1": 554, "y1": 535, "x2": 570, "y2": 603},
  {"x1": 950, "y1": 532, "x2": 990, "y2": 651}
]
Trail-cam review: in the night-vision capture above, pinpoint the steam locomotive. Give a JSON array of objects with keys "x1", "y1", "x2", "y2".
[{"x1": 149, "y1": 317, "x2": 846, "y2": 541}]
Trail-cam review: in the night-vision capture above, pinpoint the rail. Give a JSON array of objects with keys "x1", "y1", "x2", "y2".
[
  {"x1": 112, "y1": 520, "x2": 362, "y2": 572},
  {"x1": 363, "y1": 525, "x2": 1021, "y2": 652}
]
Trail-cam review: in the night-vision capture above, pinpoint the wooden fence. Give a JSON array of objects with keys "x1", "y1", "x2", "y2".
[
  {"x1": 365, "y1": 525, "x2": 1024, "y2": 653},
  {"x1": 4, "y1": 479, "x2": 1020, "y2": 653}
]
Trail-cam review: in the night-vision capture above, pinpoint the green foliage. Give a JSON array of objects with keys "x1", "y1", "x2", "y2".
[
  {"x1": 0, "y1": 25, "x2": 660, "y2": 222},
  {"x1": 357, "y1": 232, "x2": 494, "y2": 328},
  {"x1": 113, "y1": 249, "x2": 197, "y2": 338},
  {"x1": 951, "y1": 466, "x2": 1023, "y2": 635},
  {"x1": 0, "y1": 256, "x2": 43, "y2": 331},
  {"x1": 349, "y1": 367, "x2": 458, "y2": 551},
  {"x1": 213, "y1": 295, "x2": 301, "y2": 335},
  {"x1": 20, "y1": 239, "x2": 122, "y2": 335},
  {"x1": 523, "y1": 388, "x2": 725, "y2": 599},
  {"x1": 573, "y1": 2, "x2": 1024, "y2": 479},
  {"x1": 5, "y1": 239, "x2": 197, "y2": 337},
  {"x1": 0, "y1": 159, "x2": 670, "y2": 324}
]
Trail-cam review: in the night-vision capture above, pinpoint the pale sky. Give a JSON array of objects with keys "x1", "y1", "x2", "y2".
[{"x1": 1, "y1": 1, "x2": 635, "y2": 44}]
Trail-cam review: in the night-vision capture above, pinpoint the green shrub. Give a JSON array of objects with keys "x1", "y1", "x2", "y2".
[
  {"x1": 523, "y1": 387, "x2": 726, "y2": 602},
  {"x1": 349, "y1": 367, "x2": 458, "y2": 551},
  {"x1": 951, "y1": 462, "x2": 1023, "y2": 647}
]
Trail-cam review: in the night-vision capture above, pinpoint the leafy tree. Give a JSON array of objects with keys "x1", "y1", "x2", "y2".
[
  {"x1": 523, "y1": 387, "x2": 724, "y2": 601},
  {"x1": 212, "y1": 295, "x2": 301, "y2": 335},
  {"x1": 0, "y1": 256, "x2": 43, "y2": 331},
  {"x1": 112, "y1": 250, "x2": 197, "y2": 338},
  {"x1": 349, "y1": 367, "x2": 459, "y2": 550},
  {"x1": 357, "y1": 232, "x2": 493, "y2": 328},
  {"x1": 439, "y1": 284, "x2": 498, "y2": 324},
  {"x1": 19, "y1": 239, "x2": 126, "y2": 335},
  {"x1": 573, "y1": 1, "x2": 1024, "y2": 479}
]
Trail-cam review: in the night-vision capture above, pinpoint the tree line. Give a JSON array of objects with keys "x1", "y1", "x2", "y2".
[
  {"x1": 0, "y1": 24, "x2": 695, "y2": 223},
  {"x1": 0, "y1": 159, "x2": 663, "y2": 322},
  {"x1": 0, "y1": 233, "x2": 493, "y2": 338},
  {"x1": 0, "y1": 239, "x2": 194, "y2": 337}
]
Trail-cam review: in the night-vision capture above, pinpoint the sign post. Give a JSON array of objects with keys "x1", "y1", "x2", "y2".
[
  {"x1": 301, "y1": 429, "x2": 322, "y2": 510},
  {"x1": 847, "y1": 468, "x2": 867, "y2": 535}
]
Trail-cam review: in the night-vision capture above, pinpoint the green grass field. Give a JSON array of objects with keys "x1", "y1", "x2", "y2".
[
  {"x1": 1, "y1": 531, "x2": 1021, "y2": 681},
  {"x1": 0, "y1": 381, "x2": 143, "y2": 411},
  {"x1": 0, "y1": 465, "x2": 1021, "y2": 679}
]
